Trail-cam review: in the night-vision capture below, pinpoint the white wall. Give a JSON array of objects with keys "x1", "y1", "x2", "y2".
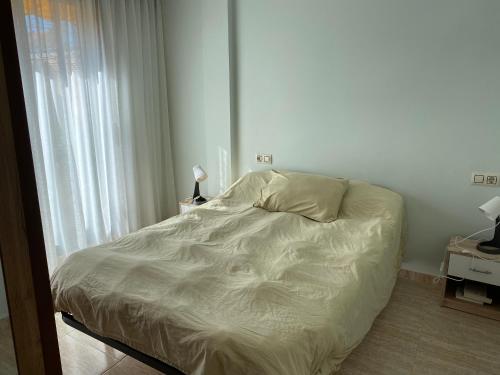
[
  {"x1": 234, "y1": 0, "x2": 500, "y2": 273},
  {"x1": 166, "y1": 0, "x2": 500, "y2": 274},
  {"x1": 202, "y1": 1, "x2": 234, "y2": 196},
  {"x1": 165, "y1": 0, "x2": 208, "y2": 201},
  {"x1": 165, "y1": 0, "x2": 233, "y2": 201}
]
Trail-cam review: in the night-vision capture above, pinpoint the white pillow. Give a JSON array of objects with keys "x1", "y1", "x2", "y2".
[{"x1": 254, "y1": 170, "x2": 349, "y2": 222}]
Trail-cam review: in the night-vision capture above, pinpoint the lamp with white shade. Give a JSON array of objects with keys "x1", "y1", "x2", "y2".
[
  {"x1": 192, "y1": 165, "x2": 208, "y2": 205},
  {"x1": 477, "y1": 196, "x2": 500, "y2": 254}
]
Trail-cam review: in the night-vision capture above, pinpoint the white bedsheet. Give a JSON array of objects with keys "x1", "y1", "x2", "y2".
[{"x1": 51, "y1": 171, "x2": 405, "y2": 374}]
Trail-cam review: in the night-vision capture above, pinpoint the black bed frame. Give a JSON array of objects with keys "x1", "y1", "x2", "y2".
[{"x1": 61, "y1": 312, "x2": 185, "y2": 374}]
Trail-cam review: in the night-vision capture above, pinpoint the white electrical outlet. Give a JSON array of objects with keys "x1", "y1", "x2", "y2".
[
  {"x1": 471, "y1": 172, "x2": 500, "y2": 187},
  {"x1": 256, "y1": 154, "x2": 273, "y2": 164}
]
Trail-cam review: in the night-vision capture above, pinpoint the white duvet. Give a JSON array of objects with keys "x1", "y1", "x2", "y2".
[{"x1": 51, "y1": 171, "x2": 405, "y2": 375}]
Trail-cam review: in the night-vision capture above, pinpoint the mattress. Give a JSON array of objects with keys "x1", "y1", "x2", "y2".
[{"x1": 51, "y1": 170, "x2": 405, "y2": 375}]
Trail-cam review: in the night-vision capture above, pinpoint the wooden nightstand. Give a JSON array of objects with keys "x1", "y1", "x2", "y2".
[
  {"x1": 178, "y1": 197, "x2": 211, "y2": 214},
  {"x1": 441, "y1": 236, "x2": 500, "y2": 320}
]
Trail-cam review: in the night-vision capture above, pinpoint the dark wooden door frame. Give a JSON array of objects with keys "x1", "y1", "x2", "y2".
[{"x1": 0, "y1": 1, "x2": 62, "y2": 374}]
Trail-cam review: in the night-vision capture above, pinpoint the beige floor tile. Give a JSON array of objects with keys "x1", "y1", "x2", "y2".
[
  {"x1": 412, "y1": 332, "x2": 490, "y2": 374},
  {"x1": 0, "y1": 350, "x2": 17, "y2": 375},
  {"x1": 339, "y1": 278, "x2": 500, "y2": 375},
  {"x1": 103, "y1": 356, "x2": 164, "y2": 375},
  {"x1": 58, "y1": 334, "x2": 120, "y2": 375},
  {"x1": 55, "y1": 312, "x2": 75, "y2": 338},
  {"x1": 411, "y1": 347, "x2": 493, "y2": 375},
  {"x1": 339, "y1": 317, "x2": 418, "y2": 375},
  {"x1": 68, "y1": 328, "x2": 126, "y2": 361},
  {"x1": 0, "y1": 318, "x2": 17, "y2": 374}
]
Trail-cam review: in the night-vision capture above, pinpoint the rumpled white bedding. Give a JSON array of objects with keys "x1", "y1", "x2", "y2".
[{"x1": 51, "y1": 171, "x2": 405, "y2": 375}]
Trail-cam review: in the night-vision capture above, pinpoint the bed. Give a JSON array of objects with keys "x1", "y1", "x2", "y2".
[{"x1": 51, "y1": 170, "x2": 405, "y2": 374}]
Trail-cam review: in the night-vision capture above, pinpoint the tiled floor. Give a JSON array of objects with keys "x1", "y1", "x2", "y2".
[
  {"x1": 1, "y1": 277, "x2": 500, "y2": 374},
  {"x1": 54, "y1": 316, "x2": 163, "y2": 375},
  {"x1": 0, "y1": 318, "x2": 17, "y2": 375},
  {"x1": 0, "y1": 313, "x2": 164, "y2": 375},
  {"x1": 338, "y1": 278, "x2": 500, "y2": 375}
]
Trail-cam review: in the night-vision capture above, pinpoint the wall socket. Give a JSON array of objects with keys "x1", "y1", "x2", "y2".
[
  {"x1": 471, "y1": 172, "x2": 500, "y2": 187},
  {"x1": 256, "y1": 154, "x2": 272, "y2": 164}
]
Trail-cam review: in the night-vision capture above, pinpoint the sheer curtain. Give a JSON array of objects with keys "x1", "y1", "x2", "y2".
[{"x1": 12, "y1": 0, "x2": 177, "y2": 273}]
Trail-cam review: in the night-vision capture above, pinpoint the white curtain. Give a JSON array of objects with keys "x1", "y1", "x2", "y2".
[{"x1": 12, "y1": 0, "x2": 177, "y2": 273}]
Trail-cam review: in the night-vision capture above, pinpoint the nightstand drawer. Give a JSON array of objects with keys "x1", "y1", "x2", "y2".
[{"x1": 448, "y1": 253, "x2": 500, "y2": 287}]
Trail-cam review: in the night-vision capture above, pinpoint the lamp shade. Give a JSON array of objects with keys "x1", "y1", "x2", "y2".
[
  {"x1": 479, "y1": 196, "x2": 500, "y2": 221},
  {"x1": 193, "y1": 165, "x2": 208, "y2": 182}
]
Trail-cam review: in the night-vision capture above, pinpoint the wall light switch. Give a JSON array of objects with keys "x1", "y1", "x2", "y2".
[
  {"x1": 256, "y1": 153, "x2": 273, "y2": 164},
  {"x1": 486, "y1": 175, "x2": 498, "y2": 185},
  {"x1": 472, "y1": 172, "x2": 500, "y2": 187},
  {"x1": 473, "y1": 174, "x2": 485, "y2": 184}
]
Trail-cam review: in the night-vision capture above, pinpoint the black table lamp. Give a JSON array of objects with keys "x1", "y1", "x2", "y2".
[
  {"x1": 192, "y1": 165, "x2": 208, "y2": 205},
  {"x1": 477, "y1": 196, "x2": 500, "y2": 254}
]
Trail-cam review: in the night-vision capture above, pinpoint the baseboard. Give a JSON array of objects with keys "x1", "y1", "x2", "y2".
[{"x1": 398, "y1": 268, "x2": 443, "y2": 286}]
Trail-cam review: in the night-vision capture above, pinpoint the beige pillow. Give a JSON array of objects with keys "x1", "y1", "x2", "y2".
[{"x1": 254, "y1": 170, "x2": 348, "y2": 222}]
